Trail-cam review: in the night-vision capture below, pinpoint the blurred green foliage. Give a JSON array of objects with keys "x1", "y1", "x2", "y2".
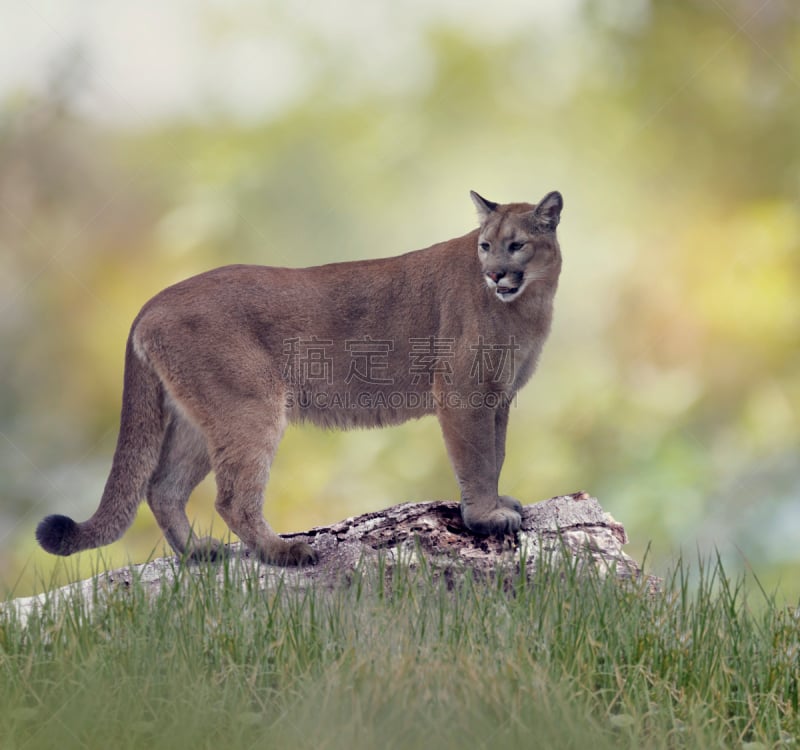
[{"x1": 1, "y1": 0, "x2": 798, "y2": 596}]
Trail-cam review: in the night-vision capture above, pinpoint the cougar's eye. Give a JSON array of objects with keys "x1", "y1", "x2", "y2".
[
  {"x1": 479, "y1": 242, "x2": 490, "y2": 253},
  {"x1": 508, "y1": 242, "x2": 524, "y2": 253}
]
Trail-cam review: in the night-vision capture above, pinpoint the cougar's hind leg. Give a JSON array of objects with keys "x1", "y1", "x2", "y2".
[
  {"x1": 207, "y1": 401, "x2": 317, "y2": 567},
  {"x1": 147, "y1": 411, "x2": 218, "y2": 560}
]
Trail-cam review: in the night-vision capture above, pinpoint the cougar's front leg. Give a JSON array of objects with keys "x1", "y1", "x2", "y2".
[
  {"x1": 437, "y1": 403, "x2": 521, "y2": 535},
  {"x1": 494, "y1": 401, "x2": 523, "y2": 516}
]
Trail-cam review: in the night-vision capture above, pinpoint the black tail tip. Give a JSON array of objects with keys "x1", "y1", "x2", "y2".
[{"x1": 36, "y1": 514, "x2": 79, "y2": 556}]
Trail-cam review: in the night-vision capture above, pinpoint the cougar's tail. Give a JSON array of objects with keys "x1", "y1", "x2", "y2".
[{"x1": 36, "y1": 332, "x2": 167, "y2": 556}]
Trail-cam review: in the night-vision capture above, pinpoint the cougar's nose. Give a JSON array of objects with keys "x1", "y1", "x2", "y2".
[{"x1": 487, "y1": 271, "x2": 506, "y2": 283}]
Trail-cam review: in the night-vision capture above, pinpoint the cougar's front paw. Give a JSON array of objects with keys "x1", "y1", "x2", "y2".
[
  {"x1": 498, "y1": 495, "x2": 523, "y2": 514},
  {"x1": 461, "y1": 505, "x2": 522, "y2": 536}
]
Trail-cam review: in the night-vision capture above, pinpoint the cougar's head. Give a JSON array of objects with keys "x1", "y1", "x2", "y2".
[{"x1": 470, "y1": 190, "x2": 563, "y2": 303}]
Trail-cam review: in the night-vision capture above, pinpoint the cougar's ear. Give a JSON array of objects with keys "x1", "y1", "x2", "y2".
[
  {"x1": 470, "y1": 191, "x2": 498, "y2": 223},
  {"x1": 534, "y1": 191, "x2": 563, "y2": 230}
]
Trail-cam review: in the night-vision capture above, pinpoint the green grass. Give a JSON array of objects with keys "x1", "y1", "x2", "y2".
[{"x1": 1, "y1": 553, "x2": 798, "y2": 749}]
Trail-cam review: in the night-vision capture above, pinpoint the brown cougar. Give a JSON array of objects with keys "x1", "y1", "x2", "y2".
[{"x1": 36, "y1": 190, "x2": 563, "y2": 565}]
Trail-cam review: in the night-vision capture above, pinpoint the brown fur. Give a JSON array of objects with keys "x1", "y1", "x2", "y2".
[{"x1": 36, "y1": 191, "x2": 563, "y2": 565}]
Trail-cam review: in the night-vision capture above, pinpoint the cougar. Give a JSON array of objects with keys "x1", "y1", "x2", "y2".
[{"x1": 36, "y1": 190, "x2": 563, "y2": 565}]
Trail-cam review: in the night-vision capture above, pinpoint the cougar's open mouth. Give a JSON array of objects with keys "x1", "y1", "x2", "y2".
[
  {"x1": 485, "y1": 274, "x2": 525, "y2": 302},
  {"x1": 495, "y1": 285, "x2": 520, "y2": 299}
]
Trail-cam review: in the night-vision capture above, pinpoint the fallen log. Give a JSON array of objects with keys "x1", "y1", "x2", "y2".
[{"x1": 6, "y1": 492, "x2": 658, "y2": 623}]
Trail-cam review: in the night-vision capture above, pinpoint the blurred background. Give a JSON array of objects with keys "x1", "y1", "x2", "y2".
[{"x1": 1, "y1": 0, "x2": 798, "y2": 598}]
